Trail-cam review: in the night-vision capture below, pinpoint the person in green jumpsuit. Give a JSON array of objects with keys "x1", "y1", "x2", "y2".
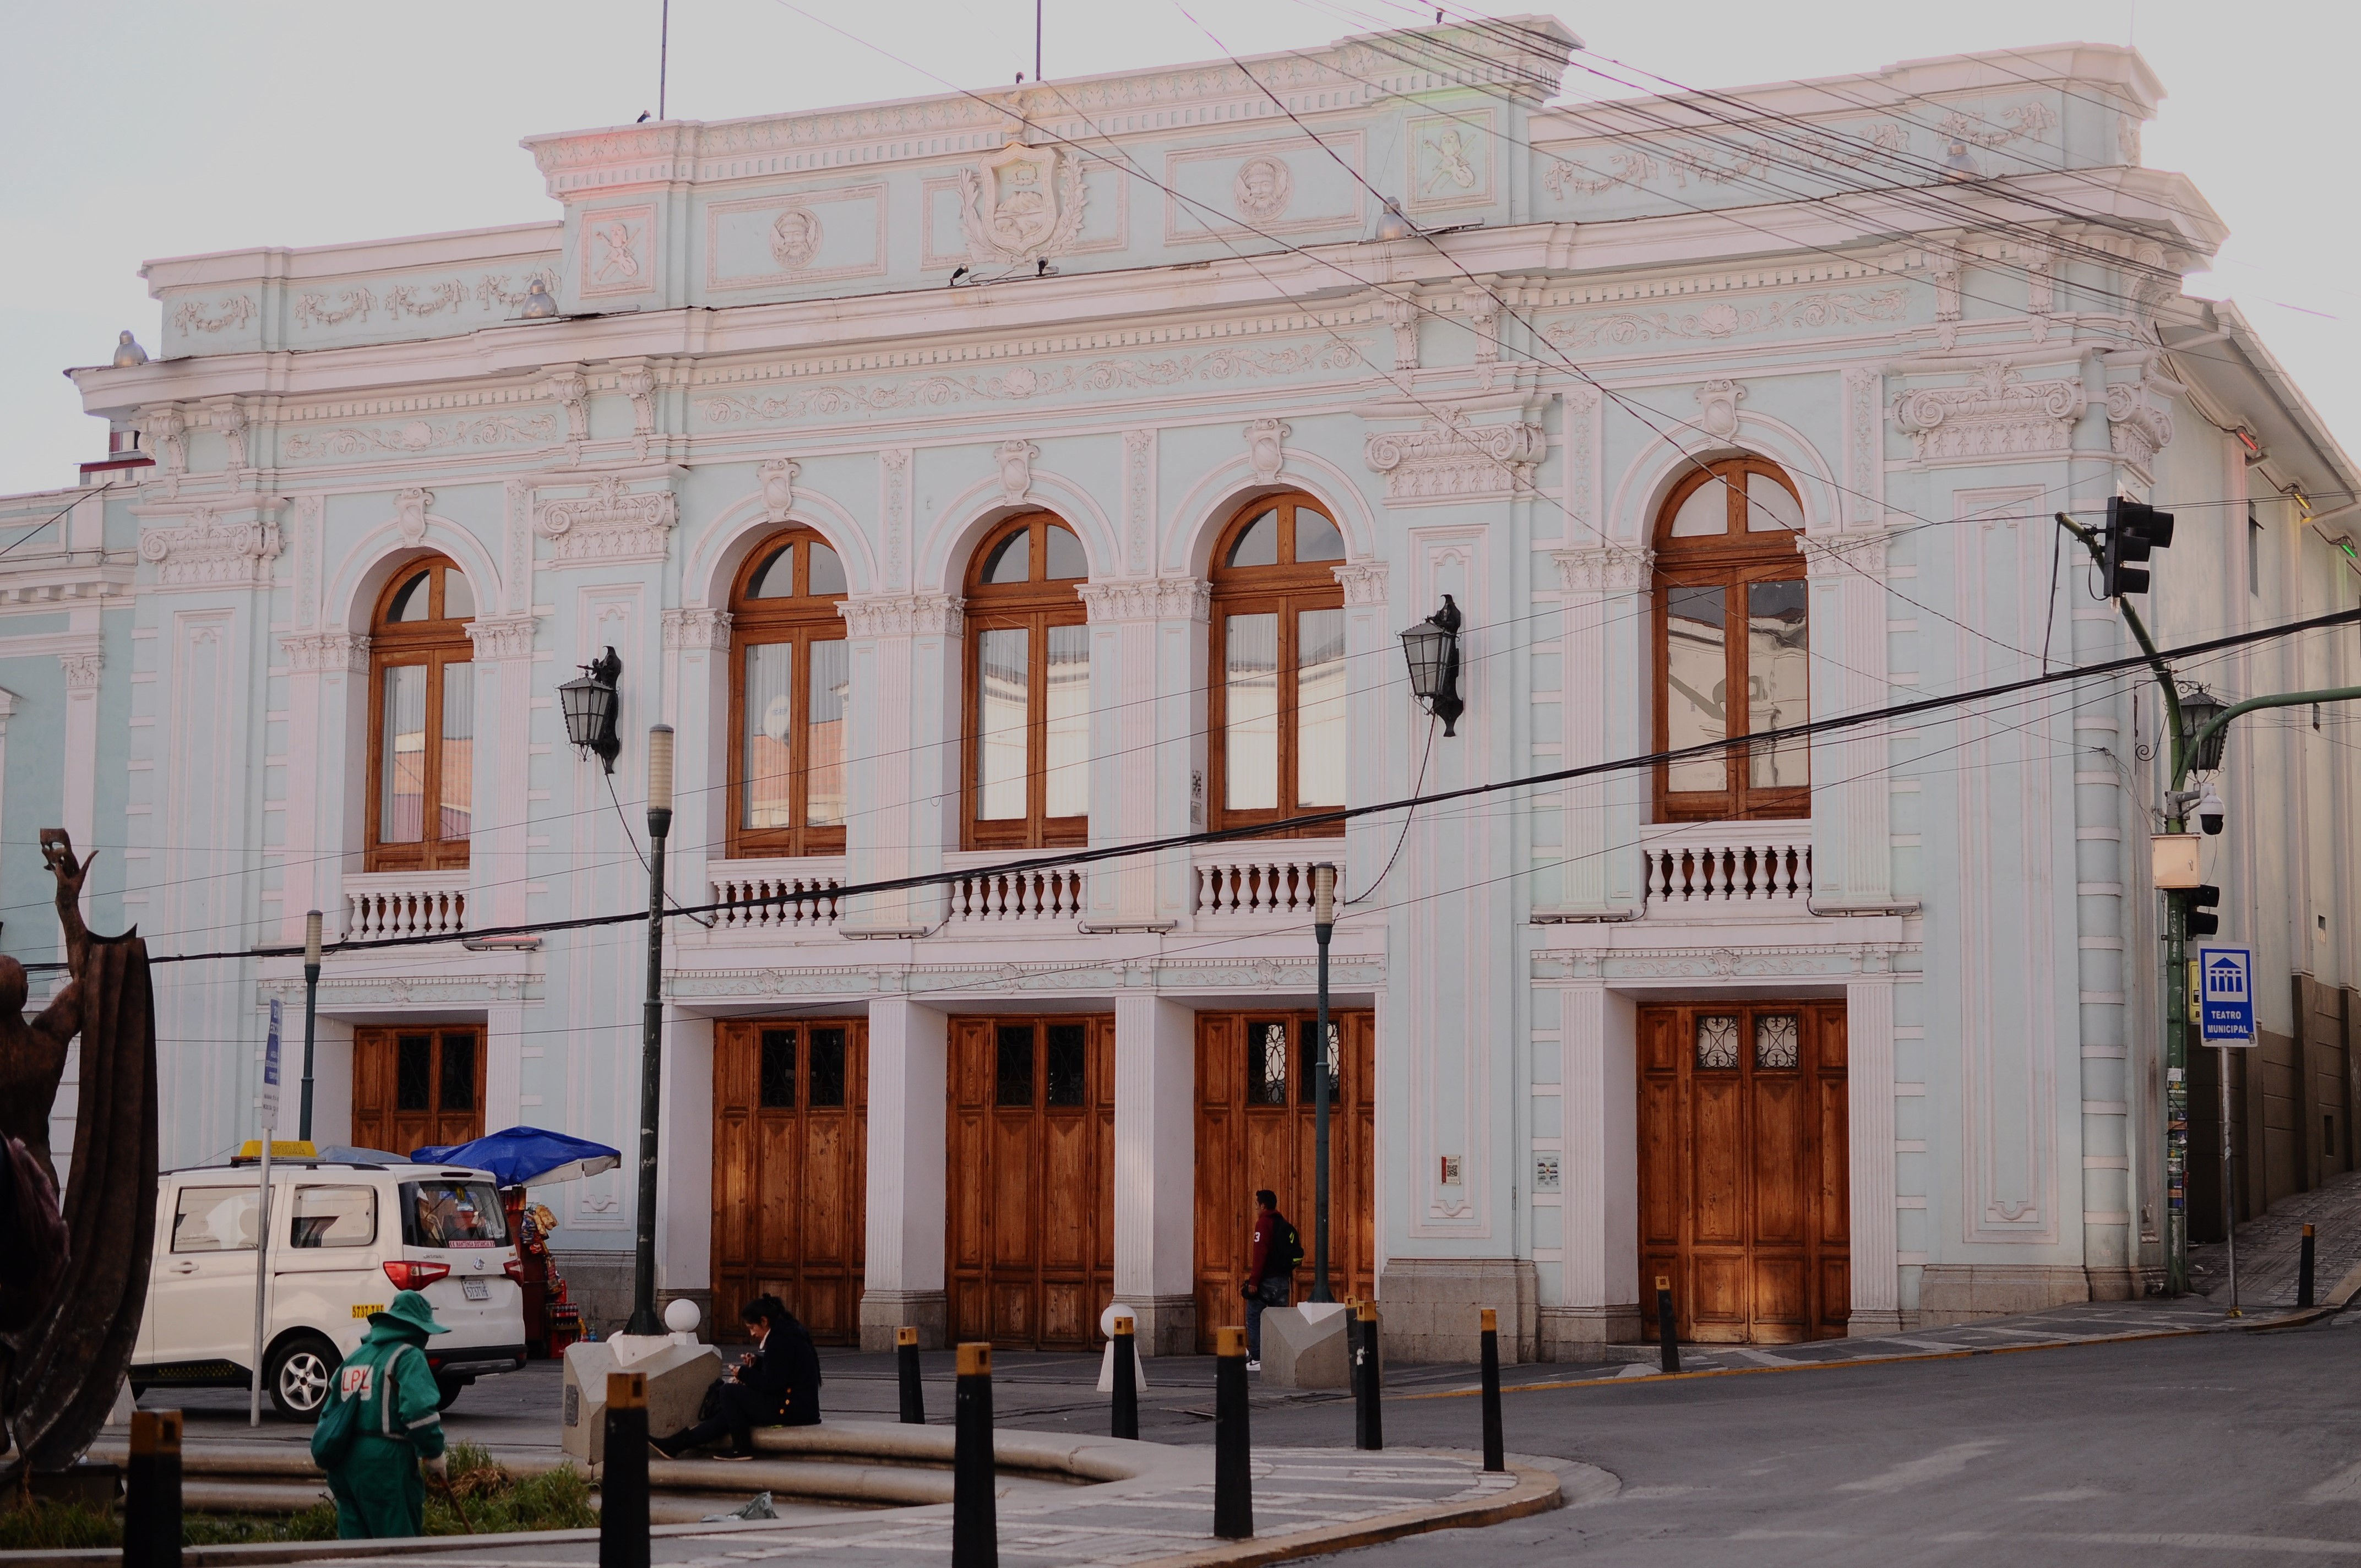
[{"x1": 309, "y1": 1290, "x2": 450, "y2": 1538}]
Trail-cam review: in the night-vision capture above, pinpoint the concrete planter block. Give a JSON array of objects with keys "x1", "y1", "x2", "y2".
[
  {"x1": 1260, "y1": 1303, "x2": 1352, "y2": 1387},
  {"x1": 562, "y1": 1337, "x2": 723, "y2": 1464}
]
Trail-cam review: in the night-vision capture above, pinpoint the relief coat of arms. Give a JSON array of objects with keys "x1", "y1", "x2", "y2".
[{"x1": 959, "y1": 141, "x2": 1086, "y2": 265}]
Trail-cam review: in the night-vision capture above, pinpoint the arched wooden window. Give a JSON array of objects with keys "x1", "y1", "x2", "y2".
[
  {"x1": 1207, "y1": 494, "x2": 1347, "y2": 836},
  {"x1": 367, "y1": 557, "x2": 475, "y2": 870},
  {"x1": 964, "y1": 513, "x2": 1090, "y2": 849},
  {"x1": 729, "y1": 528, "x2": 850, "y2": 858},
  {"x1": 1653, "y1": 457, "x2": 1809, "y2": 821}
]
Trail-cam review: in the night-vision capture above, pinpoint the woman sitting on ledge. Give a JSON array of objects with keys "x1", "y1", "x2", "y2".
[{"x1": 651, "y1": 1293, "x2": 822, "y2": 1459}]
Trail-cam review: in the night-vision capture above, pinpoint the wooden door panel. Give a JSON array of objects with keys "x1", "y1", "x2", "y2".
[
  {"x1": 709, "y1": 1020, "x2": 867, "y2": 1344},
  {"x1": 1636, "y1": 1002, "x2": 1849, "y2": 1345},
  {"x1": 1192, "y1": 1009, "x2": 1379, "y2": 1351}
]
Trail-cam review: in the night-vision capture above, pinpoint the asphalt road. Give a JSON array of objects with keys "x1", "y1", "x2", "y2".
[{"x1": 1244, "y1": 1317, "x2": 2361, "y2": 1567}]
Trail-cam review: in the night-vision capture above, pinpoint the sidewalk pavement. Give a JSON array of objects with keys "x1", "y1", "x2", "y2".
[{"x1": 2189, "y1": 1166, "x2": 2361, "y2": 1309}]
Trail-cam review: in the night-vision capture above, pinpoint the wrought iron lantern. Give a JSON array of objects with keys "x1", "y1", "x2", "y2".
[
  {"x1": 559, "y1": 646, "x2": 623, "y2": 772},
  {"x1": 2179, "y1": 685, "x2": 2228, "y2": 772},
  {"x1": 1399, "y1": 595, "x2": 1465, "y2": 736}
]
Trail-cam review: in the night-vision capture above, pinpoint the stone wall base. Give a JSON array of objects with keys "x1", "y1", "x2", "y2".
[
  {"x1": 2085, "y1": 1265, "x2": 2164, "y2": 1302},
  {"x1": 1538, "y1": 1304, "x2": 1642, "y2": 1359},
  {"x1": 859, "y1": 1290, "x2": 949, "y2": 1351},
  {"x1": 1378, "y1": 1259, "x2": 1537, "y2": 1363},
  {"x1": 1119, "y1": 1294, "x2": 1198, "y2": 1357},
  {"x1": 1916, "y1": 1265, "x2": 2089, "y2": 1327},
  {"x1": 551, "y1": 1251, "x2": 633, "y2": 1339}
]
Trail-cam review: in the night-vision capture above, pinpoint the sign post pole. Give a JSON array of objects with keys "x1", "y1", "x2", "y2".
[
  {"x1": 2197, "y1": 944, "x2": 2255, "y2": 1317},
  {"x1": 248, "y1": 998, "x2": 284, "y2": 1425}
]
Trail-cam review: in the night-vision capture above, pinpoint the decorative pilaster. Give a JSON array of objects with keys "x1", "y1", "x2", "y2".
[
  {"x1": 1111, "y1": 993, "x2": 1198, "y2": 1355},
  {"x1": 861, "y1": 997, "x2": 950, "y2": 1349},
  {"x1": 1551, "y1": 546, "x2": 1651, "y2": 914}
]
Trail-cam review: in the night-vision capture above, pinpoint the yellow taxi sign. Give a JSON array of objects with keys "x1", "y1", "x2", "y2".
[
  {"x1": 236, "y1": 1140, "x2": 319, "y2": 1159},
  {"x1": 352, "y1": 1303, "x2": 385, "y2": 1319}
]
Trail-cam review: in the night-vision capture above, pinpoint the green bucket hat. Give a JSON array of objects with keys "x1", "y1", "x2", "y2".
[{"x1": 371, "y1": 1289, "x2": 451, "y2": 1336}]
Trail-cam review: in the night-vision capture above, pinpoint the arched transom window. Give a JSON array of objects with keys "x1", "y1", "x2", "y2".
[
  {"x1": 1208, "y1": 494, "x2": 1347, "y2": 835},
  {"x1": 368, "y1": 557, "x2": 475, "y2": 870},
  {"x1": 1653, "y1": 456, "x2": 1809, "y2": 821},
  {"x1": 965, "y1": 513, "x2": 1090, "y2": 849},
  {"x1": 730, "y1": 529, "x2": 850, "y2": 857}
]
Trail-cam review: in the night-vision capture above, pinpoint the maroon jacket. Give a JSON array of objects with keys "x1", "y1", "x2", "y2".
[{"x1": 1248, "y1": 1208, "x2": 1291, "y2": 1284}]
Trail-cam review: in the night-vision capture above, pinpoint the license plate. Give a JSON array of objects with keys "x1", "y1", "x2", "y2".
[{"x1": 463, "y1": 1280, "x2": 491, "y2": 1301}]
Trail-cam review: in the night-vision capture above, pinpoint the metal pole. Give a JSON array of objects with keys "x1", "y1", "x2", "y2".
[
  {"x1": 628, "y1": 725, "x2": 673, "y2": 1338},
  {"x1": 298, "y1": 911, "x2": 321, "y2": 1144},
  {"x1": 124, "y1": 1409, "x2": 183, "y2": 1568},
  {"x1": 897, "y1": 1326, "x2": 925, "y2": 1424},
  {"x1": 1111, "y1": 1314, "x2": 1138, "y2": 1440},
  {"x1": 657, "y1": 0, "x2": 670, "y2": 121},
  {"x1": 1034, "y1": 0, "x2": 1042, "y2": 81},
  {"x1": 1312, "y1": 864, "x2": 1336, "y2": 1303},
  {"x1": 953, "y1": 1343, "x2": 997, "y2": 1568},
  {"x1": 600, "y1": 1372, "x2": 650, "y2": 1568},
  {"x1": 2220, "y1": 1043, "x2": 2239, "y2": 1315},
  {"x1": 246, "y1": 1137, "x2": 273, "y2": 1425},
  {"x1": 1478, "y1": 1307, "x2": 1504, "y2": 1472},
  {"x1": 1212, "y1": 1327, "x2": 1253, "y2": 1538}
]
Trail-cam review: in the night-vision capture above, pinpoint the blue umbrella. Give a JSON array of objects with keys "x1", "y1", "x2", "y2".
[{"x1": 410, "y1": 1125, "x2": 621, "y2": 1188}]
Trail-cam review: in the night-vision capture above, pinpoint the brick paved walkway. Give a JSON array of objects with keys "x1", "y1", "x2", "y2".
[{"x1": 2189, "y1": 1166, "x2": 2361, "y2": 1309}]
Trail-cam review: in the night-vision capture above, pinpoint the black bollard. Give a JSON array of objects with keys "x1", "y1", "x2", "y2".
[
  {"x1": 952, "y1": 1342, "x2": 997, "y2": 1568},
  {"x1": 1214, "y1": 1326, "x2": 1254, "y2": 1539},
  {"x1": 2299, "y1": 1223, "x2": 2318, "y2": 1309},
  {"x1": 600, "y1": 1371, "x2": 649, "y2": 1568},
  {"x1": 898, "y1": 1326, "x2": 926, "y2": 1424},
  {"x1": 1478, "y1": 1307, "x2": 1504, "y2": 1473},
  {"x1": 123, "y1": 1408, "x2": 183, "y2": 1568},
  {"x1": 1655, "y1": 1276, "x2": 1681, "y2": 1374},
  {"x1": 1111, "y1": 1313, "x2": 1139, "y2": 1440},
  {"x1": 1353, "y1": 1300, "x2": 1384, "y2": 1451}
]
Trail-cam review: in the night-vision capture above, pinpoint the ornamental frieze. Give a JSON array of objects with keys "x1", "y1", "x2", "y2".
[
  {"x1": 532, "y1": 473, "x2": 678, "y2": 565},
  {"x1": 1363, "y1": 409, "x2": 1546, "y2": 503},
  {"x1": 1540, "y1": 289, "x2": 1907, "y2": 352}
]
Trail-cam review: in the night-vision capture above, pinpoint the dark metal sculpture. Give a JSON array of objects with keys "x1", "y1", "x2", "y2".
[{"x1": 0, "y1": 830, "x2": 159, "y2": 1489}]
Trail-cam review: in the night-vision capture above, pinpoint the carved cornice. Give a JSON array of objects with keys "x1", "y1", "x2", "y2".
[
  {"x1": 138, "y1": 506, "x2": 282, "y2": 589},
  {"x1": 466, "y1": 616, "x2": 538, "y2": 661},
  {"x1": 1553, "y1": 546, "x2": 1653, "y2": 596},
  {"x1": 280, "y1": 631, "x2": 371, "y2": 675},
  {"x1": 1364, "y1": 410, "x2": 1546, "y2": 502},
  {"x1": 838, "y1": 593, "x2": 964, "y2": 639},
  {"x1": 2107, "y1": 369, "x2": 2178, "y2": 483},
  {"x1": 532, "y1": 474, "x2": 678, "y2": 565},
  {"x1": 1076, "y1": 577, "x2": 1211, "y2": 623},
  {"x1": 1798, "y1": 531, "x2": 1889, "y2": 581},
  {"x1": 1332, "y1": 562, "x2": 1390, "y2": 607},
  {"x1": 1892, "y1": 361, "x2": 2079, "y2": 463},
  {"x1": 662, "y1": 607, "x2": 732, "y2": 651}
]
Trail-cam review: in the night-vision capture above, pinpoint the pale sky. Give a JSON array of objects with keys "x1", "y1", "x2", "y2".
[{"x1": 2, "y1": 0, "x2": 2351, "y2": 497}]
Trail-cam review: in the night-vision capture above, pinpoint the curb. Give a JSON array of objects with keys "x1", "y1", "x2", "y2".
[{"x1": 1143, "y1": 1452, "x2": 1576, "y2": 1568}]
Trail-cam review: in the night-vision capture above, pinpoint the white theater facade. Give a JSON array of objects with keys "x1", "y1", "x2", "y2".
[{"x1": 15, "y1": 19, "x2": 2361, "y2": 1358}]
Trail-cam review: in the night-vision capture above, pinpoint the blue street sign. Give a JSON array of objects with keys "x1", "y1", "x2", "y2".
[
  {"x1": 260, "y1": 997, "x2": 284, "y2": 1130},
  {"x1": 2197, "y1": 945, "x2": 2255, "y2": 1043}
]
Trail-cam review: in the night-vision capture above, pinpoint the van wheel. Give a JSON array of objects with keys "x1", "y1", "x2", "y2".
[
  {"x1": 267, "y1": 1335, "x2": 340, "y2": 1420},
  {"x1": 434, "y1": 1374, "x2": 470, "y2": 1411}
]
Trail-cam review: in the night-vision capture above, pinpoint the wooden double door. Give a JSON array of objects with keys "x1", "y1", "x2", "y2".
[
  {"x1": 946, "y1": 1015, "x2": 1114, "y2": 1348},
  {"x1": 352, "y1": 1025, "x2": 485, "y2": 1157},
  {"x1": 1193, "y1": 1010, "x2": 1376, "y2": 1351},
  {"x1": 1638, "y1": 1001, "x2": 1849, "y2": 1344},
  {"x1": 711, "y1": 1020, "x2": 868, "y2": 1344}
]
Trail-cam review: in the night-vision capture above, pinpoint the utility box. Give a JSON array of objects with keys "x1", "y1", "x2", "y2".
[
  {"x1": 561, "y1": 1338, "x2": 721, "y2": 1465},
  {"x1": 1260, "y1": 1303, "x2": 1352, "y2": 1389},
  {"x1": 2152, "y1": 834, "x2": 2202, "y2": 889}
]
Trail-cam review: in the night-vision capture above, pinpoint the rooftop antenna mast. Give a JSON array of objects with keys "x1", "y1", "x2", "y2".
[
  {"x1": 1035, "y1": 0, "x2": 1042, "y2": 83},
  {"x1": 659, "y1": 0, "x2": 671, "y2": 121}
]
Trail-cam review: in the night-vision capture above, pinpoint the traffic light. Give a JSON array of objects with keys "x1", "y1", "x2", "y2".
[
  {"x1": 2180, "y1": 884, "x2": 2221, "y2": 938},
  {"x1": 2102, "y1": 496, "x2": 2175, "y2": 597}
]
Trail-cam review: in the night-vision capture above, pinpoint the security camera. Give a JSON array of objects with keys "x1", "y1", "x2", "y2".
[{"x1": 2197, "y1": 783, "x2": 2226, "y2": 836}]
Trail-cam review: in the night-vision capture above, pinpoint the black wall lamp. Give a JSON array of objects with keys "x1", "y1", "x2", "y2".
[
  {"x1": 1400, "y1": 595, "x2": 1465, "y2": 736},
  {"x1": 559, "y1": 646, "x2": 623, "y2": 772}
]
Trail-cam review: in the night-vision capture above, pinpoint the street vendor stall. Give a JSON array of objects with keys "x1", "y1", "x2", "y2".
[{"x1": 411, "y1": 1126, "x2": 619, "y2": 1359}]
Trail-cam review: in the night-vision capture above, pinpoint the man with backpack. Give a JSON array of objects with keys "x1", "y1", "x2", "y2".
[
  {"x1": 1238, "y1": 1190, "x2": 1302, "y2": 1371},
  {"x1": 309, "y1": 1290, "x2": 450, "y2": 1538}
]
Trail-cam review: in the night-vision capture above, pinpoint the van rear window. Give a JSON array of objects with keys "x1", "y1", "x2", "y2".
[{"x1": 399, "y1": 1180, "x2": 508, "y2": 1248}]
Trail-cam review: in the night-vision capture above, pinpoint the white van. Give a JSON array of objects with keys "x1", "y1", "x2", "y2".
[{"x1": 131, "y1": 1159, "x2": 528, "y2": 1418}]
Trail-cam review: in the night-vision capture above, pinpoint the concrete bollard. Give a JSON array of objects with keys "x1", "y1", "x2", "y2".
[
  {"x1": 1478, "y1": 1307, "x2": 1504, "y2": 1473},
  {"x1": 1111, "y1": 1314, "x2": 1139, "y2": 1440},
  {"x1": 1352, "y1": 1300, "x2": 1383, "y2": 1451},
  {"x1": 123, "y1": 1408, "x2": 183, "y2": 1568},
  {"x1": 1655, "y1": 1276, "x2": 1680, "y2": 1374},
  {"x1": 897, "y1": 1326, "x2": 926, "y2": 1424},
  {"x1": 1214, "y1": 1327, "x2": 1253, "y2": 1539},
  {"x1": 953, "y1": 1342, "x2": 996, "y2": 1568},
  {"x1": 2299, "y1": 1224, "x2": 2318, "y2": 1309},
  {"x1": 599, "y1": 1371, "x2": 649, "y2": 1568}
]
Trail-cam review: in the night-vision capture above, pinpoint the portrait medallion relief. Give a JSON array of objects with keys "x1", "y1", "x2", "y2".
[
  {"x1": 769, "y1": 206, "x2": 824, "y2": 270},
  {"x1": 1233, "y1": 155, "x2": 1293, "y2": 222}
]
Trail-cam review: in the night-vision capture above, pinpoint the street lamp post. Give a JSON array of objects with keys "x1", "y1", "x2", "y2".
[
  {"x1": 627, "y1": 723, "x2": 674, "y2": 1337},
  {"x1": 297, "y1": 910, "x2": 322, "y2": 1143},
  {"x1": 1311, "y1": 863, "x2": 1337, "y2": 1303}
]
